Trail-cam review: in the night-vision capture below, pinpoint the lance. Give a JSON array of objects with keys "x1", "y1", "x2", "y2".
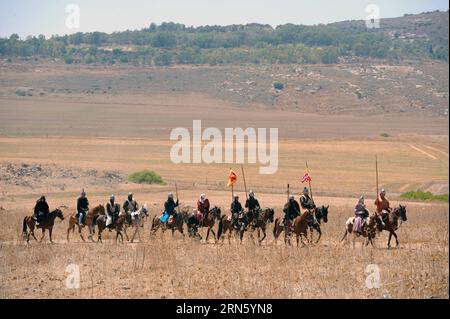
[
  {"x1": 241, "y1": 165, "x2": 248, "y2": 201},
  {"x1": 175, "y1": 182, "x2": 180, "y2": 213},
  {"x1": 306, "y1": 160, "x2": 314, "y2": 202}
]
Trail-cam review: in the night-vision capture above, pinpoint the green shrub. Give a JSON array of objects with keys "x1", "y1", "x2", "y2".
[
  {"x1": 65, "y1": 57, "x2": 74, "y2": 64},
  {"x1": 128, "y1": 170, "x2": 165, "y2": 185},
  {"x1": 400, "y1": 190, "x2": 448, "y2": 202},
  {"x1": 380, "y1": 133, "x2": 391, "y2": 138}
]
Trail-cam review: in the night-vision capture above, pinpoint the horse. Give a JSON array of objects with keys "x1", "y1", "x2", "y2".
[
  {"x1": 67, "y1": 204, "x2": 105, "y2": 242},
  {"x1": 341, "y1": 214, "x2": 378, "y2": 248},
  {"x1": 128, "y1": 205, "x2": 150, "y2": 243},
  {"x1": 378, "y1": 205, "x2": 408, "y2": 249},
  {"x1": 307, "y1": 205, "x2": 329, "y2": 243},
  {"x1": 96, "y1": 205, "x2": 149, "y2": 243},
  {"x1": 273, "y1": 209, "x2": 313, "y2": 246},
  {"x1": 217, "y1": 211, "x2": 247, "y2": 244},
  {"x1": 246, "y1": 208, "x2": 275, "y2": 245},
  {"x1": 22, "y1": 208, "x2": 65, "y2": 243},
  {"x1": 198, "y1": 206, "x2": 221, "y2": 243},
  {"x1": 150, "y1": 207, "x2": 189, "y2": 237}
]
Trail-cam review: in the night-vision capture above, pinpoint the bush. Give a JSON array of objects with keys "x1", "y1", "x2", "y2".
[
  {"x1": 380, "y1": 133, "x2": 391, "y2": 138},
  {"x1": 273, "y1": 82, "x2": 284, "y2": 90},
  {"x1": 400, "y1": 190, "x2": 448, "y2": 202},
  {"x1": 65, "y1": 57, "x2": 74, "y2": 64},
  {"x1": 128, "y1": 170, "x2": 165, "y2": 185}
]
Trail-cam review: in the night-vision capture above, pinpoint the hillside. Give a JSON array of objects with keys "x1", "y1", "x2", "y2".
[{"x1": 0, "y1": 11, "x2": 448, "y2": 65}]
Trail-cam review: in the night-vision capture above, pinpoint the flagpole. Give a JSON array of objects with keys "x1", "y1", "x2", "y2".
[
  {"x1": 241, "y1": 165, "x2": 248, "y2": 201},
  {"x1": 306, "y1": 160, "x2": 313, "y2": 201},
  {"x1": 375, "y1": 155, "x2": 379, "y2": 201}
]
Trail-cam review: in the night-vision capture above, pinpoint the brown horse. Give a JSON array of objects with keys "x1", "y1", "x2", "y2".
[
  {"x1": 217, "y1": 212, "x2": 247, "y2": 244},
  {"x1": 341, "y1": 214, "x2": 377, "y2": 248},
  {"x1": 67, "y1": 204, "x2": 105, "y2": 242},
  {"x1": 22, "y1": 208, "x2": 65, "y2": 243},
  {"x1": 247, "y1": 208, "x2": 275, "y2": 245},
  {"x1": 198, "y1": 206, "x2": 221, "y2": 243},
  {"x1": 378, "y1": 205, "x2": 408, "y2": 249},
  {"x1": 151, "y1": 207, "x2": 189, "y2": 237},
  {"x1": 273, "y1": 210, "x2": 312, "y2": 246}
]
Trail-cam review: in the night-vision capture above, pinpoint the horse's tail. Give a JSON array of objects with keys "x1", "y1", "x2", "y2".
[
  {"x1": 22, "y1": 217, "x2": 28, "y2": 234},
  {"x1": 217, "y1": 217, "x2": 223, "y2": 239}
]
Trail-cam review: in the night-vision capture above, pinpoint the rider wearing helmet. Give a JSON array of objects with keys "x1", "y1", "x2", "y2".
[
  {"x1": 106, "y1": 194, "x2": 120, "y2": 230},
  {"x1": 282, "y1": 195, "x2": 300, "y2": 228},
  {"x1": 245, "y1": 190, "x2": 261, "y2": 227}
]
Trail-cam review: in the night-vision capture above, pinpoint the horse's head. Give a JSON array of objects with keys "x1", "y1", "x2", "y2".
[
  {"x1": 93, "y1": 204, "x2": 105, "y2": 216},
  {"x1": 53, "y1": 208, "x2": 65, "y2": 221},
  {"x1": 211, "y1": 206, "x2": 221, "y2": 220},
  {"x1": 266, "y1": 208, "x2": 275, "y2": 223},
  {"x1": 398, "y1": 205, "x2": 407, "y2": 222},
  {"x1": 315, "y1": 205, "x2": 329, "y2": 224},
  {"x1": 141, "y1": 204, "x2": 149, "y2": 217}
]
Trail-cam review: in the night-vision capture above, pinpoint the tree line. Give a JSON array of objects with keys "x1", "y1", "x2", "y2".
[{"x1": 0, "y1": 21, "x2": 448, "y2": 65}]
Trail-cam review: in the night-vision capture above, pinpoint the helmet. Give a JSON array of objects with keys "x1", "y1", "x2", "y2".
[
  {"x1": 303, "y1": 187, "x2": 309, "y2": 194},
  {"x1": 380, "y1": 189, "x2": 386, "y2": 195},
  {"x1": 289, "y1": 195, "x2": 295, "y2": 200},
  {"x1": 249, "y1": 191, "x2": 254, "y2": 198},
  {"x1": 110, "y1": 194, "x2": 115, "y2": 201},
  {"x1": 81, "y1": 189, "x2": 86, "y2": 196},
  {"x1": 168, "y1": 192, "x2": 174, "y2": 199},
  {"x1": 358, "y1": 195, "x2": 365, "y2": 204}
]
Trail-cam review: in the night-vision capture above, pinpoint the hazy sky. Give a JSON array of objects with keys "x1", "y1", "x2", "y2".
[{"x1": 0, "y1": 0, "x2": 448, "y2": 38}]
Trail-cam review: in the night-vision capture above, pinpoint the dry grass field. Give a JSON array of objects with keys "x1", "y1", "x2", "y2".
[{"x1": 0, "y1": 61, "x2": 448, "y2": 299}]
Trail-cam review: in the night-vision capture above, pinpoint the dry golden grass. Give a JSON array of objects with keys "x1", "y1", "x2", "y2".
[{"x1": 0, "y1": 199, "x2": 448, "y2": 299}]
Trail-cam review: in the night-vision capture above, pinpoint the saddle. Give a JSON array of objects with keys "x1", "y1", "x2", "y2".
[{"x1": 168, "y1": 215, "x2": 175, "y2": 226}]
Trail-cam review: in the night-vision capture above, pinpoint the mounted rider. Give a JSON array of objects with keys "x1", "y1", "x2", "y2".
[
  {"x1": 245, "y1": 190, "x2": 261, "y2": 227},
  {"x1": 106, "y1": 194, "x2": 120, "y2": 230},
  {"x1": 374, "y1": 189, "x2": 391, "y2": 229},
  {"x1": 230, "y1": 195, "x2": 244, "y2": 230},
  {"x1": 353, "y1": 195, "x2": 370, "y2": 234},
  {"x1": 123, "y1": 192, "x2": 139, "y2": 224},
  {"x1": 163, "y1": 192, "x2": 179, "y2": 225},
  {"x1": 300, "y1": 187, "x2": 316, "y2": 226},
  {"x1": 282, "y1": 195, "x2": 300, "y2": 228},
  {"x1": 33, "y1": 195, "x2": 50, "y2": 226},
  {"x1": 77, "y1": 189, "x2": 89, "y2": 227},
  {"x1": 197, "y1": 193, "x2": 210, "y2": 224}
]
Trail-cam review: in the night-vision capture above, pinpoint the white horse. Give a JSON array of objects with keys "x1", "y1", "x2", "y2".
[{"x1": 128, "y1": 204, "x2": 149, "y2": 243}]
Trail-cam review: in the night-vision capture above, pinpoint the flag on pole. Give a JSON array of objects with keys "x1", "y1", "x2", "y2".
[
  {"x1": 301, "y1": 171, "x2": 312, "y2": 183},
  {"x1": 227, "y1": 169, "x2": 237, "y2": 188}
]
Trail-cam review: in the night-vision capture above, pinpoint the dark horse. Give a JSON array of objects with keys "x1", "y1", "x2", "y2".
[
  {"x1": 379, "y1": 205, "x2": 408, "y2": 249},
  {"x1": 307, "y1": 205, "x2": 329, "y2": 243},
  {"x1": 198, "y1": 206, "x2": 221, "y2": 243},
  {"x1": 23, "y1": 208, "x2": 65, "y2": 243},
  {"x1": 151, "y1": 207, "x2": 189, "y2": 237},
  {"x1": 217, "y1": 211, "x2": 247, "y2": 244},
  {"x1": 246, "y1": 208, "x2": 275, "y2": 245}
]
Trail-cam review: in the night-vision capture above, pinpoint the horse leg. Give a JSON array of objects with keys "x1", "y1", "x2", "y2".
[
  {"x1": 205, "y1": 227, "x2": 210, "y2": 242},
  {"x1": 78, "y1": 224, "x2": 85, "y2": 242},
  {"x1": 340, "y1": 229, "x2": 348, "y2": 245},
  {"x1": 210, "y1": 228, "x2": 217, "y2": 243},
  {"x1": 315, "y1": 226, "x2": 322, "y2": 244},
  {"x1": 393, "y1": 231, "x2": 399, "y2": 247},
  {"x1": 259, "y1": 229, "x2": 266, "y2": 245},
  {"x1": 124, "y1": 226, "x2": 130, "y2": 241},
  {"x1": 40, "y1": 229, "x2": 46, "y2": 242},
  {"x1": 97, "y1": 229, "x2": 102, "y2": 243},
  {"x1": 49, "y1": 228, "x2": 53, "y2": 244},
  {"x1": 387, "y1": 232, "x2": 392, "y2": 249}
]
